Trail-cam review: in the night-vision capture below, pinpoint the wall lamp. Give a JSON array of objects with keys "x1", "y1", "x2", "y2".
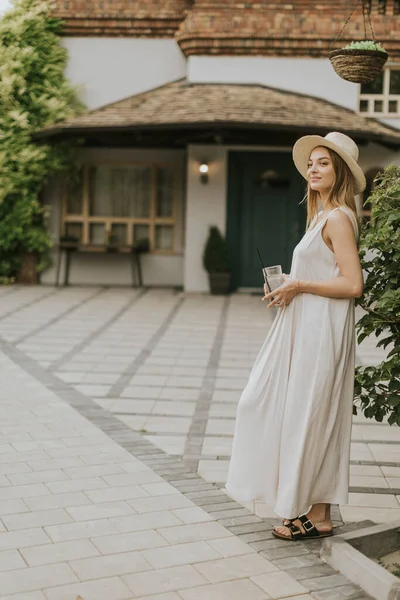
[{"x1": 199, "y1": 162, "x2": 209, "y2": 185}]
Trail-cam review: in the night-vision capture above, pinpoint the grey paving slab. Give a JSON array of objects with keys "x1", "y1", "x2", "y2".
[
  {"x1": 250, "y1": 570, "x2": 309, "y2": 596},
  {"x1": 302, "y1": 573, "x2": 357, "y2": 591},
  {"x1": 15, "y1": 287, "x2": 105, "y2": 345},
  {"x1": 49, "y1": 288, "x2": 145, "y2": 371},
  {"x1": 44, "y1": 576, "x2": 133, "y2": 600},
  {"x1": 107, "y1": 293, "x2": 185, "y2": 398},
  {"x1": 123, "y1": 564, "x2": 209, "y2": 596},
  {"x1": 178, "y1": 579, "x2": 271, "y2": 600},
  {"x1": 0, "y1": 285, "x2": 57, "y2": 319},
  {"x1": 311, "y1": 586, "x2": 373, "y2": 600},
  {"x1": 182, "y1": 296, "x2": 229, "y2": 471}
]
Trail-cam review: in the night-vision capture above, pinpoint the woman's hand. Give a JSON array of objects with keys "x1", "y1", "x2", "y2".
[{"x1": 263, "y1": 275, "x2": 300, "y2": 308}]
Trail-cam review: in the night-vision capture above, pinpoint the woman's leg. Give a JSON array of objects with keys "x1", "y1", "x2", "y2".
[{"x1": 305, "y1": 503, "x2": 332, "y2": 530}]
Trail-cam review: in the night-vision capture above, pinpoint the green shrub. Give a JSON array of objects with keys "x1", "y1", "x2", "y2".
[
  {"x1": 354, "y1": 165, "x2": 400, "y2": 424},
  {"x1": 343, "y1": 40, "x2": 386, "y2": 52},
  {"x1": 203, "y1": 226, "x2": 231, "y2": 273},
  {"x1": 0, "y1": 0, "x2": 84, "y2": 278}
]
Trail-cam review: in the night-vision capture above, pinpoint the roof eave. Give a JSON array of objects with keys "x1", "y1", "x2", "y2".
[{"x1": 32, "y1": 121, "x2": 400, "y2": 148}]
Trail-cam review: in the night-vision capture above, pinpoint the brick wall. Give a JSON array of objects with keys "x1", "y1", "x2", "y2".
[
  {"x1": 176, "y1": 0, "x2": 400, "y2": 57},
  {"x1": 50, "y1": 0, "x2": 400, "y2": 57},
  {"x1": 52, "y1": 0, "x2": 191, "y2": 36}
]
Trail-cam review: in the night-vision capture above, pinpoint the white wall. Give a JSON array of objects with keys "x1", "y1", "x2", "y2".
[
  {"x1": 44, "y1": 253, "x2": 183, "y2": 287},
  {"x1": 41, "y1": 148, "x2": 186, "y2": 287},
  {"x1": 184, "y1": 145, "x2": 228, "y2": 292},
  {"x1": 62, "y1": 38, "x2": 187, "y2": 109},
  {"x1": 188, "y1": 56, "x2": 359, "y2": 111},
  {"x1": 378, "y1": 117, "x2": 400, "y2": 131}
]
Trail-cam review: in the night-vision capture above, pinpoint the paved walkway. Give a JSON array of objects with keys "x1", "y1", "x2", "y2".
[{"x1": 0, "y1": 285, "x2": 396, "y2": 599}]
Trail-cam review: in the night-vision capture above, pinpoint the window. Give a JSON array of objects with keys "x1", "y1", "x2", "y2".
[
  {"x1": 359, "y1": 69, "x2": 400, "y2": 116},
  {"x1": 62, "y1": 163, "x2": 178, "y2": 253},
  {"x1": 365, "y1": 0, "x2": 400, "y2": 14}
]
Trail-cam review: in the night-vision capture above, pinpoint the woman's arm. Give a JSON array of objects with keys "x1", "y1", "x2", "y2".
[
  {"x1": 264, "y1": 210, "x2": 363, "y2": 307},
  {"x1": 300, "y1": 210, "x2": 364, "y2": 299}
]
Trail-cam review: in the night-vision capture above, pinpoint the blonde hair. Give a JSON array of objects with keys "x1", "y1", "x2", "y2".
[{"x1": 305, "y1": 147, "x2": 360, "y2": 232}]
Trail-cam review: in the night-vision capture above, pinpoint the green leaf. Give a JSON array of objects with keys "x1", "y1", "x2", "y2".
[{"x1": 388, "y1": 346, "x2": 400, "y2": 359}]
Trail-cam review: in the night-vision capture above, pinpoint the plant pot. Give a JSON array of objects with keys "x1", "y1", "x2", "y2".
[
  {"x1": 208, "y1": 272, "x2": 231, "y2": 295},
  {"x1": 328, "y1": 48, "x2": 388, "y2": 84},
  {"x1": 60, "y1": 235, "x2": 79, "y2": 252},
  {"x1": 16, "y1": 252, "x2": 39, "y2": 284},
  {"x1": 134, "y1": 238, "x2": 150, "y2": 254}
]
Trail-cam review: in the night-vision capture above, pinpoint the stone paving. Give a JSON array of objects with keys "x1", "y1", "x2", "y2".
[{"x1": 0, "y1": 284, "x2": 397, "y2": 599}]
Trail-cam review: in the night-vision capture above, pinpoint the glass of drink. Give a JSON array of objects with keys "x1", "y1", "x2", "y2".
[{"x1": 263, "y1": 265, "x2": 284, "y2": 292}]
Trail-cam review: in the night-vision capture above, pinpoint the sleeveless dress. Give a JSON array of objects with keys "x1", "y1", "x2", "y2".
[{"x1": 225, "y1": 206, "x2": 359, "y2": 519}]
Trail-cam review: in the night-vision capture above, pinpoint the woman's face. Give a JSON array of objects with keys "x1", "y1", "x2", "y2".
[{"x1": 307, "y1": 146, "x2": 335, "y2": 194}]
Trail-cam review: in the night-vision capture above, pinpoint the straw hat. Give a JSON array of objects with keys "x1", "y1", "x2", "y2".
[{"x1": 292, "y1": 132, "x2": 366, "y2": 194}]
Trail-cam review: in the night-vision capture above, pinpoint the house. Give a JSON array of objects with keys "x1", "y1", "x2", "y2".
[{"x1": 38, "y1": 0, "x2": 400, "y2": 291}]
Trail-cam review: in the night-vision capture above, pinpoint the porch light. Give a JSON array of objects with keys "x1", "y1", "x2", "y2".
[{"x1": 199, "y1": 162, "x2": 209, "y2": 185}]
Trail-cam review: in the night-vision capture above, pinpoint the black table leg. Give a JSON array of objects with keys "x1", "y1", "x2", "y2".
[
  {"x1": 136, "y1": 253, "x2": 143, "y2": 288},
  {"x1": 131, "y1": 252, "x2": 136, "y2": 287},
  {"x1": 55, "y1": 249, "x2": 62, "y2": 286},
  {"x1": 64, "y1": 250, "x2": 71, "y2": 286},
  {"x1": 131, "y1": 251, "x2": 143, "y2": 288}
]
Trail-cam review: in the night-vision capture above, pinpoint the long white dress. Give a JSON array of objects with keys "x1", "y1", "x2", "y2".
[{"x1": 225, "y1": 206, "x2": 358, "y2": 519}]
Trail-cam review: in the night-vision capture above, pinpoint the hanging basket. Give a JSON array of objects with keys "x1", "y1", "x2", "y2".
[
  {"x1": 328, "y1": 0, "x2": 389, "y2": 84},
  {"x1": 329, "y1": 47, "x2": 388, "y2": 84}
]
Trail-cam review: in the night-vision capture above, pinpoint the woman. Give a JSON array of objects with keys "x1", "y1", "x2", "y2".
[{"x1": 225, "y1": 132, "x2": 365, "y2": 541}]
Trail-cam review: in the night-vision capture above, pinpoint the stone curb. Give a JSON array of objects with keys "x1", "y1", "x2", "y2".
[{"x1": 321, "y1": 521, "x2": 400, "y2": 600}]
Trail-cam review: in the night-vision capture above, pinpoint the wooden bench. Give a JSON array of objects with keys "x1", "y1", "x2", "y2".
[{"x1": 55, "y1": 242, "x2": 147, "y2": 287}]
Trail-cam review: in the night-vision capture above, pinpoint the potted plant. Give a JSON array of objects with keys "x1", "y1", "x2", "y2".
[
  {"x1": 134, "y1": 238, "x2": 150, "y2": 254},
  {"x1": 16, "y1": 252, "x2": 40, "y2": 284},
  {"x1": 60, "y1": 234, "x2": 79, "y2": 249},
  {"x1": 0, "y1": 197, "x2": 54, "y2": 285},
  {"x1": 203, "y1": 226, "x2": 232, "y2": 295},
  {"x1": 106, "y1": 232, "x2": 119, "y2": 253},
  {"x1": 329, "y1": 40, "x2": 388, "y2": 84}
]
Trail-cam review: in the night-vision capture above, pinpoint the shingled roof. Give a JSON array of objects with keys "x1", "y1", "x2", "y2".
[{"x1": 37, "y1": 80, "x2": 400, "y2": 146}]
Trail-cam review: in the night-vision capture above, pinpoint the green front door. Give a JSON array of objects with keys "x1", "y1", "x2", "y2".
[{"x1": 227, "y1": 151, "x2": 305, "y2": 289}]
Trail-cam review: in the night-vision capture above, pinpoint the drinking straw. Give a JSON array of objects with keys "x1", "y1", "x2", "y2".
[
  {"x1": 257, "y1": 247, "x2": 271, "y2": 293},
  {"x1": 256, "y1": 247, "x2": 265, "y2": 269}
]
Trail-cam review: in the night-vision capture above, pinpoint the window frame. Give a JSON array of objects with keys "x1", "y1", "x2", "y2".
[
  {"x1": 358, "y1": 66, "x2": 400, "y2": 117},
  {"x1": 61, "y1": 161, "x2": 180, "y2": 255},
  {"x1": 366, "y1": 0, "x2": 400, "y2": 14}
]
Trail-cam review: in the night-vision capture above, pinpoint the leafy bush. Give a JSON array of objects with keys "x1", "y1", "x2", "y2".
[
  {"x1": 0, "y1": 0, "x2": 84, "y2": 278},
  {"x1": 343, "y1": 40, "x2": 386, "y2": 52},
  {"x1": 354, "y1": 165, "x2": 400, "y2": 424},
  {"x1": 203, "y1": 226, "x2": 231, "y2": 273}
]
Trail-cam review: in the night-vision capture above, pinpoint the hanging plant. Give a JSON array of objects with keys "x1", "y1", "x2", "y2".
[{"x1": 328, "y1": 0, "x2": 388, "y2": 84}]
